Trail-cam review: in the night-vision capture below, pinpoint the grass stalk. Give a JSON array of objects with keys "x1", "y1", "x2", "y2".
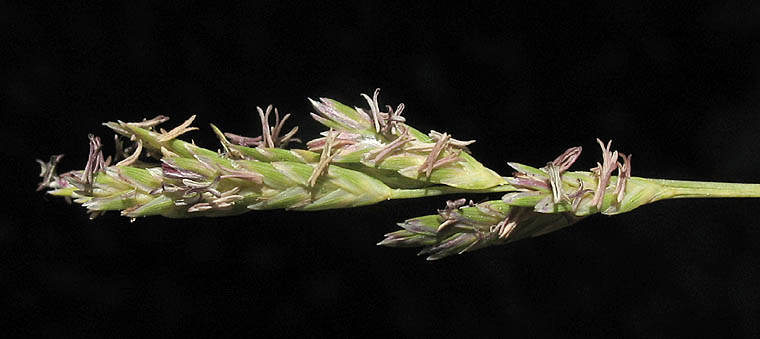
[
  {"x1": 644, "y1": 177, "x2": 760, "y2": 200},
  {"x1": 390, "y1": 183, "x2": 516, "y2": 200}
]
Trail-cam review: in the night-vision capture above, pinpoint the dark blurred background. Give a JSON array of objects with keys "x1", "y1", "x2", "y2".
[{"x1": 4, "y1": 1, "x2": 760, "y2": 337}]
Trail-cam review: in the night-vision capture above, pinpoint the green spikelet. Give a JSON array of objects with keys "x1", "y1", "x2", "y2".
[
  {"x1": 306, "y1": 89, "x2": 507, "y2": 190},
  {"x1": 379, "y1": 199, "x2": 582, "y2": 260},
  {"x1": 380, "y1": 139, "x2": 760, "y2": 259},
  {"x1": 45, "y1": 155, "x2": 400, "y2": 218}
]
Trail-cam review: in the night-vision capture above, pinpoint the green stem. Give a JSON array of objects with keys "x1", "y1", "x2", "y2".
[
  {"x1": 645, "y1": 177, "x2": 760, "y2": 199},
  {"x1": 391, "y1": 183, "x2": 516, "y2": 200},
  {"x1": 392, "y1": 176, "x2": 760, "y2": 201}
]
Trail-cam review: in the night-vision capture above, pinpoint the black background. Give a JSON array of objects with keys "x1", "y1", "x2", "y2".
[{"x1": 5, "y1": 1, "x2": 760, "y2": 337}]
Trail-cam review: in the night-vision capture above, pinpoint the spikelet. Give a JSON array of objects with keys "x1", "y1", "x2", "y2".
[
  {"x1": 378, "y1": 198, "x2": 582, "y2": 260},
  {"x1": 40, "y1": 98, "x2": 515, "y2": 220},
  {"x1": 379, "y1": 139, "x2": 760, "y2": 259},
  {"x1": 39, "y1": 142, "x2": 398, "y2": 219},
  {"x1": 41, "y1": 112, "x2": 404, "y2": 218},
  {"x1": 306, "y1": 89, "x2": 507, "y2": 190}
]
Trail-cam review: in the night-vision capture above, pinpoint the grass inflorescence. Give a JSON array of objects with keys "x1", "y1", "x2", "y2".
[{"x1": 38, "y1": 89, "x2": 760, "y2": 259}]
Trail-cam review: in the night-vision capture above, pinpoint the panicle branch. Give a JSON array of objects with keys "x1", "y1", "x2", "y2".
[{"x1": 379, "y1": 140, "x2": 644, "y2": 258}]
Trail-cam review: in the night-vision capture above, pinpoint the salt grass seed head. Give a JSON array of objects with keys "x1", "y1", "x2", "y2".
[
  {"x1": 307, "y1": 89, "x2": 506, "y2": 190},
  {"x1": 40, "y1": 158, "x2": 399, "y2": 219},
  {"x1": 39, "y1": 122, "x2": 400, "y2": 219},
  {"x1": 380, "y1": 139, "x2": 658, "y2": 260},
  {"x1": 502, "y1": 139, "x2": 664, "y2": 216},
  {"x1": 379, "y1": 198, "x2": 582, "y2": 260}
]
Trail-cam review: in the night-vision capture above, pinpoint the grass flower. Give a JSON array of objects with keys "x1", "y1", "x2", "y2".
[
  {"x1": 380, "y1": 139, "x2": 760, "y2": 259},
  {"x1": 37, "y1": 89, "x2": 760, "y2": 259},
  {"x1": 306, "y1": 89, "x2": 506, "y2": 190},
  {"x1": 38, "y1": 104, "x2": 512, "y2": 220}
]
